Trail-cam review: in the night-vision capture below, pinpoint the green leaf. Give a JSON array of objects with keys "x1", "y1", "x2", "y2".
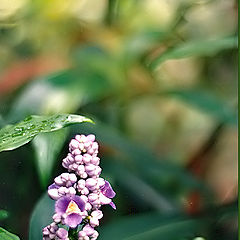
[
  {"x1": 164, "y1": 89, "x2": 237, "y2": 125},
  {"x1": 32, "y1": 129, "x2": 68, "y2": 188},
  {"x1": 0, "y1": 114, "x2": 93, "y2": 152},
  {"x1": 106, "y1": 161, "x2": 177, "y2": 212},
  {"x1": 123, "y1": 29, "x2": 166, "y2": 63},
  {"x1": 0, "y1": 210, "x2": 8, "y2": 220},
  {"x1": 0, "y1": 227, "x2": 20, "y2": 240},
  {"x1": 29, "y1": 194, "x2": 55, "y2": 240},
  {"x1": 99, "y1": 213, "x2": 205, "y2": 240},
  {"x1": 150, "y1": 36, "x2": 238, "y2": 69},
  {"x1": 45, "y1": 69, "x2": 113, "y2": 102}
]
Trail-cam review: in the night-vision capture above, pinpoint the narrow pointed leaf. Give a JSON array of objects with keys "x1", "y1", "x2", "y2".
[
  {"x1": 150, "y1": 36, "x2": 238, "y2": 69},
  {"x1": 164, "y1": 89, "x2": 237, "y2": 125}
]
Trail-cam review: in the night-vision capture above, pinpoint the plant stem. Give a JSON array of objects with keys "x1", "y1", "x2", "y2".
[
  {"x1": 105, "y1": 0, "x2": 118, "y2": 26},
  {"x1": 68, "y1": 228, "x2": 78, "y2": 240}
]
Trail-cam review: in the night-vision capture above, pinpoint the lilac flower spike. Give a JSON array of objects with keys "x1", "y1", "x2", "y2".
[{"x1": 43, "y1": 134, "x2": 116, "y2": 240}]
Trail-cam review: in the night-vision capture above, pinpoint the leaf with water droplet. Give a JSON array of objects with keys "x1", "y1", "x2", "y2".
[{"x1": 0, "y1": 114, "x2": 93, "y2": 152}]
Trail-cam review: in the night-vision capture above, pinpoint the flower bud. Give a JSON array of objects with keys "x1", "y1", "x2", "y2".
[
  {"x1": 91, "y1": 156, "x2": 100, "y2": 165},
  {"x1": 72, "y1": 148, "x2": 82, "y2": 156},
  {"x1": 52, "y1": 213, "x2": 61, "y2": 223},
  {"x1": 82, "y1": 154, "x2": 92, "y2": 164},
  {"x1": 87, "y1": 134, "x2": 95, "y2": 142},
  {"x1": 54, "y1": 176, "x2": 63, "y2": 186},
  {"x1": 48, "y1": 188, "x2": 60, "y2": 200},
  {"x1": 69, "y1": 139, "x2": 79, "y2": 150},
  {"x1": 75, "y1": 155, "x2": 83, "y2": 164},
  {"x1": 56, "y1": 228, "x2": 68, "y2": 239},
  {"x1": 69, "y1": 173, "x2": 77, "y2": 183}
]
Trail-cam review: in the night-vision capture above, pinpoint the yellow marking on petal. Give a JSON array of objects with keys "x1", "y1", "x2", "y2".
[{"x1": 66, "y1": 200, "x2": 81, "y2": 215}]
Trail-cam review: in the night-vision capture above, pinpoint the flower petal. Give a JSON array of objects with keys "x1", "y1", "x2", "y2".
[
  {"x1": 65, "y1": 213, "x2": 82, "y2": 228},
  {"x1": 55, "y1": 196, "x2": 71, "y2": 214},
  {"x1": 48, "y1": 183, "x2": 59, "y2": 190},
  {"x1": 99, "y1": 193, "x2": 111, "y2": 205},
  {"x1": 72, "y1": 195, "x2": 85, "y2": 212},
  {"x1": 101, "y1": 181, "x2": 116, "y2": 198},
  {"x1": 109, "y1": 201, "x2": 116, "y2": 210}
]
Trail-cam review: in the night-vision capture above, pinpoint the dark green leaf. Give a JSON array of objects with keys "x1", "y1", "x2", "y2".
[
  {"x1": 45, "y1": 69, "x2": 113, "y2": 101},
  {"x1": 0, "y1": 114, "x2": 93, "y2": 152},
  {"x1": 33, "y1": 129, "x2": 68, "y2": 188},
  {"x1": 163, "y1": 89, "x2": 237, "y2": 125},
  {"x1": 0, "y1": 210, "x2": 8, "y2": 220},
  {"x1": 99, "y1": 213, "x2": 205, "y2": 240},
  {"x1": 150, "y1": 36, "x2": 238, "y2": 69},
  {"x1": 29, "y1": 194, "x2": 55, "y2": 240},
  {"x1": 0, "y1": 227, "x2": 20, "y2": 240},
  {"x1": 106, "y1": 161, "x2": 177, "y2": 212}
]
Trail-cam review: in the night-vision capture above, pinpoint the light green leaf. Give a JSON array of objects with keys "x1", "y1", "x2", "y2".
[
  {"x1": 164, "y1": 89, "x2": 237, "y2": 125},
  {"x1": 0, "y1": 114, "x2": 93, "y2": 152},
  {"x1": 99, "y1": 213, "x2": 205, "y2": 240},
  {"x1": 33, "y1": 129, "x2": 68, "y2": 188},
  {"x1": 0, "y1": 210, "x2": 8, "y2": 220},
  {"x1": 29, "y1": 194, "x2": 55, "y2": 240},
  {"x1": 150, "y1": 36, "x2": 238, "y2": 69},
  {"x1": 0, "y1": 227, "x2": 20, "y2": 240}
]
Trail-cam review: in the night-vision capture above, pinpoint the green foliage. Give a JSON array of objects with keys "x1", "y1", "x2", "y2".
[
  {"x1": 33, "y1": 129, "x2": 68, "y2": 188},
  {"x1": 163, "y1": 89, "x2": 237, "y2": 125},
  {"x1": 0, "y1": 210, "x2": 9, "y2": 220},
  {"x1": 29, "y1": 194, "x2": 55, "y2": 240},
  {"x1": 149, "y1": 36, "x2": 238, "y2": 69},
  {"x1": 0, "y1": 114, "x2": 93, "y2": 152},
  {"x1": 0, "y1": 0, "x2": 237, "y2": 239},
  {"x1": 0, "y1": 227, "x2": 20, "y2": 240},
  {"x1": 99, "y1": 213, "x2": 205, "y2": 240}
]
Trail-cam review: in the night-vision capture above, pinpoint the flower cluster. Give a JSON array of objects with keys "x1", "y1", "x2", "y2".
[{"x1": 43, "y1": 134, "x2": 116, "y2": 240}]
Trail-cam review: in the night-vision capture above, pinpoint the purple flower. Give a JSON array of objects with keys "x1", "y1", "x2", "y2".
[
  {"x1": 100, "y1": 181, "x2": 116, "y2": 209},
  {"x1": 42, "y1": 223, "x2": 58, "y2": 240},
  {"x1": 43, "y1": 134, "x2": 117, "y2": 240},
  {"x1": 56, "y1": 228, "x2": 69, "y2": 240},
  {"x1": 55, "y1": 195, "x2": 85, "y2": 228},
  {"x1": 100, "y1": 181, "x2": 116, "y2": 198},
  {"x1": 48, "y1": 183, "x2": 76, "y2": 200},
  {"x1": 54, "y1": 173, "x2": 77, "y2": 187},
  {"x1": 88, "y1": 181, "x2": 116, "y2": 210},
  {"x1": 78, "y1": 224, "x2": 99, "y2": 240},
  {"x1": 89, "y1": 210, "x2": 103, "y2": 227}
]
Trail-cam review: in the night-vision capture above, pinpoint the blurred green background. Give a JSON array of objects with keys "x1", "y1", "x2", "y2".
[{"x1": 0, "y1": 0, "x2": 238, "y2": 239}]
